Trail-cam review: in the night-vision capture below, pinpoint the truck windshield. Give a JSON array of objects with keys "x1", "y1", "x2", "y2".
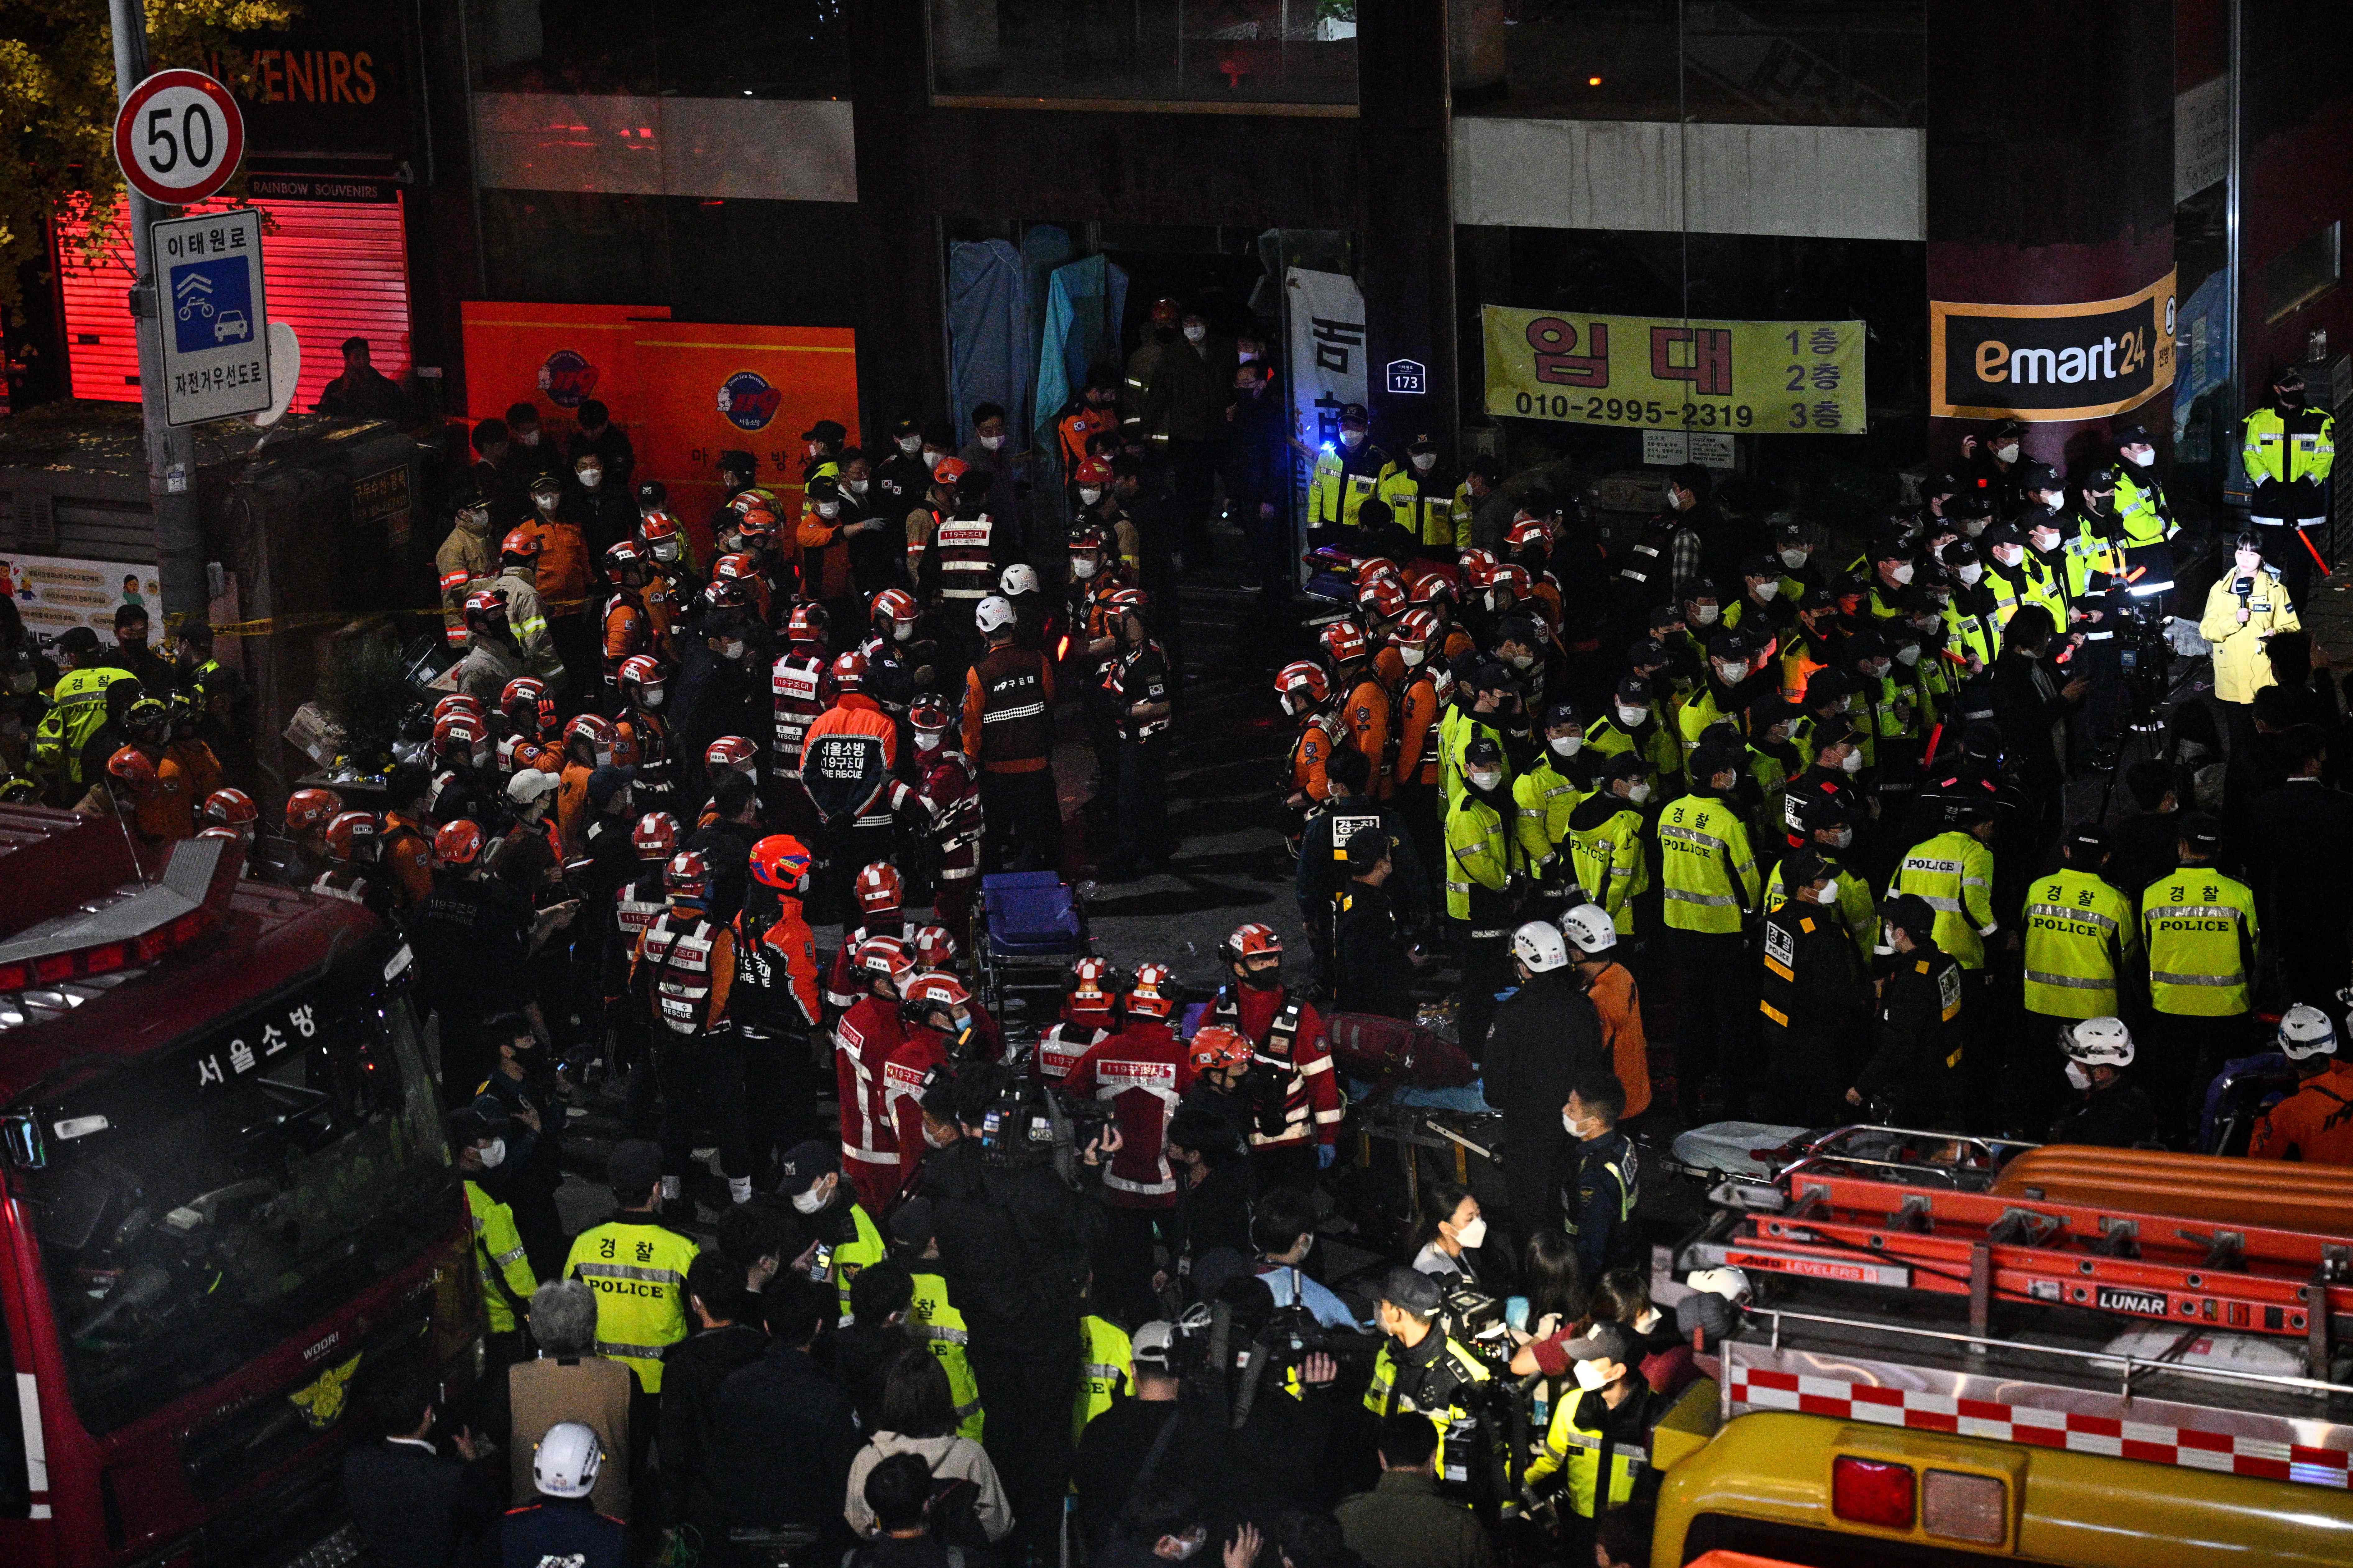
[{"x1": 18, "y1": 971, "x2": 452, "y2": 1435}]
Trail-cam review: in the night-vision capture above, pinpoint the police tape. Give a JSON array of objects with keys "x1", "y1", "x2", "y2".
[{"x1": 205, "y1": 597, "x2": 598, "y2": 639}]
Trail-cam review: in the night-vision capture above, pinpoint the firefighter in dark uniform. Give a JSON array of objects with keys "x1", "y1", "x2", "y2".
[
  {"x1": 1849, "y1": 894, "x2": 1966, "y2": 1131},
  {"x1": 1757, "y1": 849, "x2": 1872, "y2": 1127}
]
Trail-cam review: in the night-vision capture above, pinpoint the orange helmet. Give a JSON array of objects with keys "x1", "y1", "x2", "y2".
[
  {"x1": 1224, "y1": 922, "x2": 1282, "y2": 965},
  {"x1": 902, "y1": 969, "x2": 972, "y2": 1022},
  {"x1": 831, "y1": 649, "x2": 868, "y2": 690},
  {"x1": 639, "y1": 513, "x2": 681, "y2": 548},
  {"x1": 433, "y1": 693, "x2": 486, "y2": 727},
  {"x1": 1274, "y1": 660, "x2": 1329, "y2": 716},
  {"x1": 1408, "y1": 571, "x2": 1455, "y2": 605},
  {"x1": 664, "y1": 850, "x2": 711, "y2": 899},
  {"x1": 912, "y1": 924, "x2": 959, "y2": 972},
  {"x1": 499, "y1": 528, "x2": 542, "y2": 561},
  {"x1": 203, "y1": 787, "x2": 258, "y2": 827},
  {"x1": 730, "y1": 506, "x2": 776, "y2": 540},
  {"x1": 1149, "y1": 297, "x2": 1180, "y2": 326},
  {"x1": 786, "y1": 601, "x2": 830, "y2": 644},
  {"x1": 855, "y1": 860, "x2": 903, "y2": 916},
  {"x1": 931, "y1": 456, "x2": 970, "y2": 488},
  {"x1": 106, "y1": 745, "x2": 158, "y2": 794},
  {"x1": 633, "y1": 811, "x2": 682, "y2": 859},
  {"x1": 856, "y1": 933, "x2": 915, "y2": 990},
  {"x1": 324, "y1": 810, "x2": 380, "y2": 863},
  {"x1": 501, "y1": 676, "x2": 554, "y2": 732},
  {"x1": 705, "y1": 736, "x2": 758, "y2": 776},
  {"x1": 617, "y1": 654, "x2": 665, "y2": 698},
  {"x1": 870, "y1": 587, "x2": 919, "y2": 628},
  {"x1": 713, "y1": 552, "x2": 761, "y2": 585},
  {"x1": 434, "y1": 818, "x2": 485, "y2": 866},
  {"x1": 1074, "y1": 457, "x2": 1113, "y2": 488},
  {"x1": 286, "y1": 786, "x2": 345, "y2": 835},
  {"x1": 463, "y1": 588, "x2": 506, "y2": 620},
  {"x1": 1065, "y1": 956, "x2": 1121, "y2": 1018},
  {"x1": 1125, "y1": 961, "x2": 1178, "y2": 1020},
  {"x1": 1486, "y1": 563, "x2": 1533, "y2": 604},
  {"x1": 1318, "y1": 620, "x2": 1369, "y2": 666},
  {"x1": 1359, "y1": 575, "x2": 1409, "y2": 620},
  {"x1": 909, "y1": 697, "x2": 953, "y2": 737},
  {"x1": 1188, "y1": 1025, "x2": 1252, "y2": 1073},
  {"x1": 750, "y1": 833, "x2": 813, "y2": 892}
]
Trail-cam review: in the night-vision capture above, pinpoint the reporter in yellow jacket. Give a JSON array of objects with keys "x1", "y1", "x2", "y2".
[{"x1": 2198, "y1": 532, "x2": 2299, "y2": 708}]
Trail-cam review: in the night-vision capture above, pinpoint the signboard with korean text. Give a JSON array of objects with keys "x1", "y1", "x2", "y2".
[
  {"x1": 154, "y1": 208, "x2": 272, "y2": 425},
  {"x1": 1930, "y1": 272, "x2": 2177, "y2": 423},
  {"x1": 1, "y1": 554, "x2": 159, "y2": 656},
  {"x1": 1285, "y1": 268, "x2": 1369, "y2": 506},
  {"x1": 1482, "y1": 306, "x2": 1866, "y2": 435}
]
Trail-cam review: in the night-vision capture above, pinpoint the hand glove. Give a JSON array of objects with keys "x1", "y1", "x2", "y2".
[{"x1": 1317, "y1": 1143, "x2": 1337, "y2": 1170}]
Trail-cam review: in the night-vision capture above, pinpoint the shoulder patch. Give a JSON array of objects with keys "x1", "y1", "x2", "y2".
[{"x1": 1915, "y1": 959, "x2": 1931, "y2": 974}]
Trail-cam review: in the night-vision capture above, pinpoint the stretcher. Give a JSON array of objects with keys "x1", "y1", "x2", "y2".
[{"x1": 972, "y1": 870, "x2": 1089, "y2": 1026}]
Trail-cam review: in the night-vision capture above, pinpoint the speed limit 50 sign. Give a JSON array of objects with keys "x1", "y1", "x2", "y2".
[{"x1": 113, "y1": 69, "x2": 245, "y2": 206}]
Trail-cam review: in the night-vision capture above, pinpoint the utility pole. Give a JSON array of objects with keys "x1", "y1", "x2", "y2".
[{"x1": 108, "y1": 0, "x2": 210, "y2": 631}]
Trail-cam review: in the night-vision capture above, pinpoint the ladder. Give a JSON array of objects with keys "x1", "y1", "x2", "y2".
[{"x1": 1716, "y1": 1170, "x2": 2353, "y2": 1370}]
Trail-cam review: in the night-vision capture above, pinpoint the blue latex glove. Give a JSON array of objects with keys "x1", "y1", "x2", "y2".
[{"x1": 1317, "y1": 1143, "x2": 1337, "y2": 1170}]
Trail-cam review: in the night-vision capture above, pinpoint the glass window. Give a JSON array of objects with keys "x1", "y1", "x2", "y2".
[
  {"x1": 469, "y1": 0, "x2": 851, "y2": 99},
  {"x1": 929, "y1": 0, "x2": 1358, "y2": 107},
  {"x1": 1458, "y1": 0, "x2": 1924, "y2": 127},
  {"x1": 2263, "y1": 221, "x2": 2341, "y2": 323}
]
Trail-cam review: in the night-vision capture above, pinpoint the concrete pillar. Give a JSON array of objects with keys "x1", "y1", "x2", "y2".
[
  {"x1": 1356, "y1": 0, "x2": 1457, "y2": 450},
  {"x1": 1925, "y1": 0, "x2": 2175, "y2": 479}
]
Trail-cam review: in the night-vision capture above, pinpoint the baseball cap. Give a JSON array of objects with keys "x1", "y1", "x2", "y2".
[
  {"x1": 1882, "y1": 893, "x2": 1937, "y2": 944},
  {"x1": 1554, "y1": 1320, "x2": 1634, "y2": 1366},
  {"x1": 1346, "y1": 828, "x2": 1393, "y2": 869},
  {"x1": 1782, "y1": 848, "x2": 1830, "y2": 890},
  {"x1": 888, "y1": 1196, "x2": 937, "y2": 1248},
  {"x1": 775, "y1": 1139, "x2": 840, "y2": 1198},
  {"x1": 1131, "y1": 1320, "x2": 1179, "y2": 1371},
  {"x1": 1614, "y1": 673, "x2": 1655, "y2": 705},
  {"x1": 607, "y1": 1139, "x2": 663, "y2": 1195},
  {"x1": 587, "y1": 763, "x2": 636, "y2": 807},
  {"x1": 801, "y1": 419, "x2": 848, "y2": 444},
  {"x1": 2017, "y1": 460, "x2": 2061, "y2": 492},
  {"x1": 2180, "y1": 812, "x2": 2224, "y2": 851},
  {"x1": 1378, "y1": 1266, "x2": 1444, "y2": 1316},
  {"x1": 1627, "y1": 637, "x2": 1669, "y2": 670},
  {"x1": 2065, "y1": 822, "x2": 2111, "y2": 857}
]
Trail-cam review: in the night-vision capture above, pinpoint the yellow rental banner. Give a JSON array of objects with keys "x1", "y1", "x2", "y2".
[{"x1": 1481, "y1": 306, "x2": 1867, "y2": 435}]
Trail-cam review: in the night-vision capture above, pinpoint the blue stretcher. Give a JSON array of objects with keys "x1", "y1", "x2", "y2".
[{"x1": 974, "y1": 871, "x2": 1089, "y2": 1025}]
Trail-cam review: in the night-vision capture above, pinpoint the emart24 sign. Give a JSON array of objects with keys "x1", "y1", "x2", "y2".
[{"x1": 1931, "y1": 271, "x2": 2175, "y2": 422}]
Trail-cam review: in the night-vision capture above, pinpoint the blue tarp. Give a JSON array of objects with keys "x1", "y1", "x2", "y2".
[
  {"x1": 1033, "y1": 254, "x2": 1130, "y2": 481},
  {"x1": 946, "y1": 240, "x2": 1034, "y2": 449}
]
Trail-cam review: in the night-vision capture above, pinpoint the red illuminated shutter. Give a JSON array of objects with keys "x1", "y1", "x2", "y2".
[{"x1": 56, "y1": 195, "x2": 412, "y2": 414}]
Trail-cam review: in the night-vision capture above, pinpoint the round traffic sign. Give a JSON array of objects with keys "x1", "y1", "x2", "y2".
[{"x1": 113, "y1": 69, "x2": 245, "y2": 206}]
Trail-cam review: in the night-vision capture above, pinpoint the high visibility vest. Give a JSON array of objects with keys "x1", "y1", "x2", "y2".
[
  {"x1": 1582, "y1": 715, "x2": 1681, "y2": 797},
  {"x1": 1528, "y1": 1397, "x2": 1647, "y2": 1520},
  {"x1": 1309, "y1": 446, "x2": 1388, "y2": 529},
  {"x1": 1890, "y1": 830, "x2": 1999, "y2": 970},
  {"x1": 2021, "y1": 868, "x2": 2138, "y2": 1018},
  {"x1": 1443, "y1": 794, "x2": 1513, "y2": 926},
  {"x1": 2113, "y1": 468, "x2": 2174, "y2": 547},
  {"x1": 1656, "y1": 793, "x2": 1760, "y2": 935},
  {"x1": 1364, "y1": 1335, "x2": 1493, "y2": 1483},
  {"x1": 32, "y1": 666, "x2": 132, "y2": 787},
  {"x1": 771, "y1": 649, "x2": 828, "y2": 777},
  {"x1": 909, "y1": 1270, "x2": 986, "y2": 1438},
  {"x1": 2141, "y1": 867, "x2": 2258, "y2": 1017},
  {"x1": 2061, "y1": 525, "x2": 2124, "y2": 602},
  {"x1": 641, "y1": 913, "x2": 722, "y2": 1035},
  {"x1": 1376, "y1": 467, "x2": 1444, "y2": 545},
  {"x1": 564, "y1": 1219, "x2": 699, "y2": 1392},
  {"x1": 934, "y1": 514, "x2": 998, "y2": 600},
  {"x1": 1569, "y1": 805, "x2": 1649, "y2": 934},
  {"x1": 1512, "y1": 757, "x2": 1585, "y2": 867},
  {"x1": 1437, "y1": 708, "x2": 1508, "y2": 814},
  {"x1": 1073, "y1": 1313, "x2": 1135, "y2": 1448},
  {"x1": 2242, "y1": 405, "x2": 2335, "y2": 511},
  {"x1": 467, "y1": 1179, "x2": 537, "y2": 1335},
  {"x1": 1941, "y1": 594, "x2": 1998, "y2": 670},
  {"x1": 829, "y1": 1201, "x2": 888, "y2": 1318}
]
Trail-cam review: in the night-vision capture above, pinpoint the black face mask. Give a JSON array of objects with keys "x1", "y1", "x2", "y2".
[{"x1": 1240, "y1": 965, "x2": 1282, "y2": 991}]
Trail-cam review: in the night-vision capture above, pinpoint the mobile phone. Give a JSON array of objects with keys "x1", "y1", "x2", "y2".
[{"x1": 807, "y1": 1241, "x2": 835, "y2": 1282}]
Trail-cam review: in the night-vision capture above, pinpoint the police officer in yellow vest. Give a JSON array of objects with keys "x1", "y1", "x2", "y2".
[
  {"x1": 1377, "y1": 432, "x2": 1451, "y2": 551},
  {"x1": 2020, "y1": 824, "x2": 2142, "y2": 1123},
  {"x1": 1365, "y1": 1266, "x2": 1492, "y2": 1486},
  {"x1": 2242, "y1": 366, "x2": 2336, "y2": 602},
  {"x1": 892, "y1": 1194, "x2": 985, "y2": 1438},
  {"x1": 1657, "y1": 735, "x2": 1762, "y2": 1118},
  {"x1": 1524, "y1": 1321, "x2": 1665, "y2": 1553},
  {"x1": 1073, "y1": 1297, "x2": 1135, "y2": 1449},
  {"x1": 1888, "y1": 802, "x2": 2001, "y2": 972},
  {"x1": 1513, "y1": 700, "x2": 1591, "y2": 884},
  {"x1": 1446, "y1": 735, "x2": 1525, "y2": 1057},
  {"x1": 1980, "y1": 523, "x2": 2065, "y2": 635},
  {"x1": 1307, "y1": 403, "x2": 1393, "y2": 548},
  {"x1": 31, "y1": 651, "x2": 135, "y2": 800},
  {"x1": 564, "y1": 1139, "x2": 699, "y2": 1396},
  {"x1": 2138, "y1": 813, "x2": 2259, "y2": 1134},
  {"x1": 456, "y1": 1108, "x2": 538, "y2": 1350},
  {"x1": 775, "y1": 1140, "x2": 887, "y2": 1318},
  {"x1": 2110, "y1": 424, "x2": 2178, "y2": 609}
]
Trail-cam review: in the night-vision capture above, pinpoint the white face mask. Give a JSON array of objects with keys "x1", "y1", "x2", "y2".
[
  {"x1": 535, "y1": 493, "x2": 558, "y2": 513},
  {"x1": 792, "y1": 1176, "x2": 834, "y2": 1214},
  {"x1": 579, "y1": 468, "x2": 602, "y2": 489},
  {"x1": 1838, "y1": 748, "x2": 1864, "y2": 774},
  {"x1": 848, "y1": 479, "x2": 869, "y2": 495},
  {"x1": 722, "y1": 640, "x2": 746, "y2": 661},
  {"x1": 1072, "y1": 555, "x2": 1099, "y2": 579},
  {"x1": 1993, "y1": 545, "x2": 2024, "y2": 568},
  {"x1": 2065, "y1": 1060, "x2": 2093, "y2": 1091},
  {"x1": 1411, "y1": 452, "x2": 1436, "y2": 472},
  {"x1": 2124, "y1": 446, "x2": 2153, "y2": 467},
  {"x1": 1453, "y1": 1215, "x2": 1487, "y2": 1250},
  {"x1": 816, "y1": 502, "x2": 840, "y2": 518},
  {"x1": 892, "y1": 620, "x2": 914, "y2": 642},
  {"x1": 1994, "y1": 442, "x2": 2021, "y2": 464},
  {"x1": 1400, "y1": 644, "x2": 1426, "y2": 668},
  {"x1": 1666, "y1": 489, "x2": 1689, "y2": 512},
  {"x1": 1715, "y1": 661, "x2": 1745, "y2": 685},
  {"x1": 1507, "y1": 649, "x2": 1534, "y2": 671},
  {"x1": 1957, "y1": 563, "x2": 1983, "y2": 586},
  {"x1": 898, "y1": 434, "x2": 923, "y2": 455},
  {"x1": 477, "y1": 1138, "x2": 507, "y2": 1169},
  {"x1": 915, "y1": 730, "x2": 942, "y2": 752},
  {"x1": 1340, "y1": 429, "x2": 1365, "y2": 449},
  {"x1": 1896, "y1": 644, "x2": 1922, "y2": 667},
  {"x1": 1183, "y1": 323, "x2": 1207, "y2": 343},
  {"x1": 516, "y1": 429, "x2": 540, "y2": 447},
  {"x1": 2029, "y1": 528, "x2": 2059, "y2": 551},
  {"x1": 1825, "y1": 826, "x2": 1854, "y2": 850},
  {"x1": 1626, "y1": 781, "x2": 1652, "y2": 806},
  {"x1": 1549, "y1": 734, "x2": 1582, "y2": 758},
  {"x1": 651, "y1": 538, "x2": 680, "y2": 562},
  {"x1": 593, "y1": 747, "x2": 614, "y2": 768},
  {"x1": 1887, "y1": 561, "x2": 1915, "y2": 585},
  {"x1": 1815, "y1": 876, "x2": 1840, "y2": 904},
  {"x1": 1962, "y1": 517, "x2": 1988, "y2": 537},
  {"x1": 1690, "y1": 604, "x2": 1720, "y2": 626},
  {"x1": 1078, "y1": 486, "x2": 1103, "y2": 506},
  {"x1": 1615, "y1": 704, "x2": 1648, "y2": 727},
  {"x1": 979, "y1": 433, "x2": 1004, "y2": 451},
  {"x1": 1752, "y1": 581, "x2": 1781, "y2": 602},
  {"x1": 922, "y1": 449, "x2": 943, "y2": 469},
  {"x1": 1562, "y1": 1110, "x2": 1584, "y2": 1137},
  {"x1": 1778, "y1": 548, "x2": 1808, "y2": 569},
  {"x1": 641, "y1": 687, "x2": 665, "y2": 709},
  {"x1": 1469, "y1": 769, "x2": 1503, "y2": 792},
  {"x1": 1573, "y1": 1359, "x2": 1611, "y2": 1392}
]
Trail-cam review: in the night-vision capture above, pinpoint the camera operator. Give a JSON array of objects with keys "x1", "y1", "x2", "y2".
[
  {"x1": 923, "y1": 1060, "x2": 1121, "y2": 1561},
  {"x1": 1364, "y1": 1268, "x2": 1494, "y2": 1490}
]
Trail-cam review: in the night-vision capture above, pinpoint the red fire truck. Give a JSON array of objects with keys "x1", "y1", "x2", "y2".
[{"x1": 0, "y1": 807, "x2": 479, "y2": 1568}]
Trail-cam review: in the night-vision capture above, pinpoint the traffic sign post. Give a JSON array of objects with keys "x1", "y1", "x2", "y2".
[
  {"x1": 107, "y1": 5, "x2": 246, "y2": 631},
  {"x1": 152, "y1": 209, "x2": 270, "y2": 425}
]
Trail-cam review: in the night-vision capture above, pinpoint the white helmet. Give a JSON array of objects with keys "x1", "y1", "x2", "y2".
[
  {"x1": 1511, "y1": 919, "x2": 1570, "y2": 973},
  {"x1": 1000, "y1": 562, "x2": 1040, "y2": 597},
  {"x1": 1559, "y1": 903, "x2": 1618, "y2": 954},
  {"x1": 532, "y1": 1420, "x2": 603, "y2": 1499},
  {"x1": 1686, "y1": 1265, "x2": 1751, "y2": 1302},
  {"x1": 2278, "y1": 1003, "x2": 2338, "y2": 1061},
  {"x1": 2061, "y1": 1016, "x2": 2134, "y2": 1068},
  {"x1": 506, "y1": 767, "x2": 561, "y2": 805},
  {"x1": 975, "y1": 594, "x2": 1016, "y2": 635}
]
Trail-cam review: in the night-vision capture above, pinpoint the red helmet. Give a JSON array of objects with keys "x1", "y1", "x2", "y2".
[
  {"x1": 1188, "y1": 1025, "x2": 1252, "y2": 1073},
  {"x1": 1408, "y1": 571, "x2": 1455, "y2": 605},
  {"x1": 1125, "y1": 961, "x2": 1178, "y2": 1020},
  {"x1": 1359, "y1": 575, "x2": 1409, "y2": 620},
  {"x1": 433, "y1": 693, "x2": 486, "y2": 727},
  {"x1": 463, "y1": 588, "x2": 506, "y2": 619},
  {"x1": 664, "y1": 850, "x2": 711, "y2": 898},
  {"x1": 856, "y1": 933, "x2": 915, "y2": 989},
  {"x1": 730, "y1": 506, "x2": 776, "y2": 540},
  {"x1": 931, "y1": 456, "x2": 970, "y2": 487},
  {"x1": 909, "y1": 697, "x2": 953, "y2": 736},
  {"x1": 434, "y1": 713, "x2": 487, "y2": 759},
  {"x1": 633, "y1": 811, "x2": 682, "y2": 859},
  {"x1": 713, "y1": 552, "x2": 761, "y2": 584},
  {"x1": 1073, "y1": 457, "x2": 1113, "y2": 488},
  {"x1": 1392, "y1": 607, "x2": 1442, "y2": 649},
  {"x1": 1318, "y1": 620, "x2": 1369, "y2": 666},
  {"x1": 870, "y1": 587, "x2": 919, "y2": 627},
  {"x1": 1274, "y1": 661, "x2": 1329, "y2": 715},
  {"x1": 564, "y1": 713, "x2": 616, "y2": 754},
  {"x1": 501, "y1": 676, "x2": 554, "y2": 732},
  {"x1": 750, "y1": 833, "x2": 814, "y2": 892},
  {"x1": 606, "y1": 539, "x2": 647, "y2": 575},
  {"x1": 1456, "y1": 548, "x2": 1499, "y2": 589},
  {"x1": 106, "y1": 745, "x2": 157, "y2": 794},
  {"x1": 198, "y1": 824, "x2": 244, "y2": 845},
  {"x1": 435, "y1": 819, "x2": 485, "y2": 866},
  {"x1": 286, "y1": 786, "x2": 345, "y2": 835},
  {"x1": 912, "y1": 924, "x2": 959, "y2": 972},
  {"x1": 203, "y1": 787, "x2": 258, "y2": 827},
  {"x1": 1149, "y1": 297, "x2": 1180, "y2": 326},
  {"x1": 1225, "y1": 922, "x2": 1282, "y2": 964},
  {"x1": 1104, "y1": 587, "x2": 1147, "y2": 617},
  {"x1": 1068, "y1": 521, "x2": 1107, "y2": 553},
  {"x1": 617, "y1": 654, "x2": 665, "y2": 697},
  {"x1": 706, "y1": 736, "x2": 758, "y2": 775},
  {"x1": 902, "y1": 970, "x2": 972, "y2": 1020},
  {"x1": 1505, "y1": 514, "x2": 1552, "y2": 551},
  {"x1": 1066, "y1": 956, "x2": 1120, "y2": 1017},
  {"x1": 855, "y1": 860, "x2": 904, "y2": 916},
  {"x1": 499, "y1": 528, "x2": 542, "y2": 562},
  {"x1": 831, "y1": 650, "x2": 868, "y2": 691},
  {"x1": 1487, "y1": 563, "x2": 1533, "y2": 603},
  {"x1": 786, "y1": 602, "x2": 830, "y2": 643},
  {"x1": 324, "y1": 810, "x2": 380, "y2": 863},
  {"x1": 639, "y1": 514, "x2": 681, "y2": 547},
  {"x1": 1355, "y1": 557, "x2": 1403, "y2": 588}
]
